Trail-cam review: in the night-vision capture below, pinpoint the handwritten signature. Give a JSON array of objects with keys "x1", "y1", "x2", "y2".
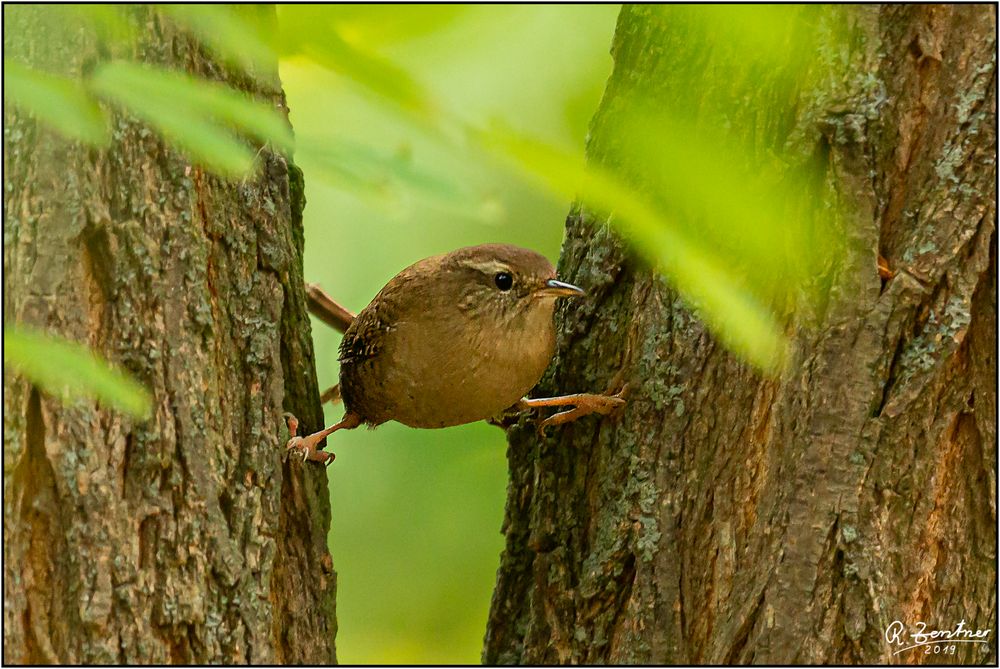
[{"x1": 884, "y1": 620, "x2": 991, "y2": 655}]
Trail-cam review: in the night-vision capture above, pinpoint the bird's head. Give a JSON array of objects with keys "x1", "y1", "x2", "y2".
[{"x1": 444, "y1": 244, "x2": 584, "y2": 324}]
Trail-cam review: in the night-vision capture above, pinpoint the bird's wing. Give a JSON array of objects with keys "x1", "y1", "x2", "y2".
[
  {"x1": 337, "y1": 269, "x2": 422, "y2": 366},
  {"x1": 338, "y1": 302, "x2": 387, "y2": 365}
]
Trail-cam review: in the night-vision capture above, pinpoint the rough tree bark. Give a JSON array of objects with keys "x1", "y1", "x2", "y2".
[
  {"x1": 3, "y1": 7, "x2": 337, "y2": 663},
  {"x1": 486, "y1": 5, "x2": 995, "y2": 665}
]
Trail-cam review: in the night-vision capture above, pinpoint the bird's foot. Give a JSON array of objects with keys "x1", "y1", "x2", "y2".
[
  {"x1": 516, "y1": 384, "x2": 628, "y2": 437},
  {"x1": 283, "y1": 413, "x2": 336, "y2": 467}
]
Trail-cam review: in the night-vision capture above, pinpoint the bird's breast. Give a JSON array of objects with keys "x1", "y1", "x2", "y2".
[{"x1": 370, "y1": 309, "x2": 556, "y2": 428}]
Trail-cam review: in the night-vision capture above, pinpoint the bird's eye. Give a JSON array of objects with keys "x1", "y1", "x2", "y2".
[{"x1": 494, "y1": 272, "x2": 513, "y2": 291}]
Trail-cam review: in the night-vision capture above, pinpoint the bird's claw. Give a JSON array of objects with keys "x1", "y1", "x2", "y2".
[
  {"x1": 283, "y1": 414, "x2": 336, "y2": 466},
  {"x1": 283, "y1": 412, "x2": 300, "y2": 437},
  {"x1": 533, "y1": 386, "x2": 627, "y2": 437}
]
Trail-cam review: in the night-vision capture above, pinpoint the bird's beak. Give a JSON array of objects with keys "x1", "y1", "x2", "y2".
[{"x1": 538, "y1": 278, "x2": 585, "y2": 298}]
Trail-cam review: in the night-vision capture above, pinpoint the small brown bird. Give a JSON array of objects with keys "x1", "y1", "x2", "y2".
[{"x1": 286, "y1": 243, "x2": 625, "y2": 464}]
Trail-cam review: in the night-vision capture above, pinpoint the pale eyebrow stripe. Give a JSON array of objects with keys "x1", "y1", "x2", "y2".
[{"x1": 457, "y1": 259, "x2": 512, "y2": 275}]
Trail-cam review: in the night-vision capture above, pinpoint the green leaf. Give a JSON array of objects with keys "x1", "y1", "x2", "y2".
[
  {"x1": 4, "y1": 60, "x2": 108, "y2": 144},
  {"x1": 611, "y1": 108, "x2": 840, "y2": 308},
  {"x1": 481, "y1": 128, "x2": 789, "y2": 372},
  {"x1": 655, "y1": 5, "x2": 817, "y2": 70},
  {"x1": 298, "y1": 136, "x2": 465, "y2": 202},
  {"x1": 278, "y1": 8, "x2": 435, "y2": 117},
  {"x1": 4, "y1": 326, "x2": 152, "y2": 418},
  {"x1": 3, "y1": 6, "x2": 136, "y2": 63},
  {"x1": 317, "y1": 5, "x2": 467, "y2": 46},
  {"x1": 90, "y1": 62, "x2": 294, "y2": 177},
  {"x1": 61, "y1": 5, "x2": 136, "y2": 45},
  {"x1": 162, "y1": 5, "x2": 276, "y2": 73}
]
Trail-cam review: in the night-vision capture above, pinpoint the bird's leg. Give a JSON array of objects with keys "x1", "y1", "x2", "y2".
[
  {"x1": 515, "y1": 385, "x2": 628, "y2": 436},
  {"x1": 283, "y1": 412, "x2": 362, "y2": 466}
]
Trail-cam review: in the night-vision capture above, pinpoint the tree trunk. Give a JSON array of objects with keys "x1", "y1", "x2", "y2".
[
  {"x1": 3, "y1": 7, "x2": 336, "y2": 664},
  {"x1": 485, "y1": 5, "x2": 995, "y2": 665}
]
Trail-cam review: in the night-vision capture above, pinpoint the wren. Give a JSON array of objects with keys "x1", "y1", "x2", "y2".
[{"x1": 285, "y1": 243, "x2": 626, "y2": 464}]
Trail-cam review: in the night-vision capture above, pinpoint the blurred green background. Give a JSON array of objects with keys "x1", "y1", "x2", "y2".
[{"x1": 280, "y1": 6, "x2": 619, "y2": 663}]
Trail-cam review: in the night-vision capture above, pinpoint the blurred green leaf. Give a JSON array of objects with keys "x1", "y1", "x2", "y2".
[
  {"x1": 612, "y1": 108, "x2": 839, "y2": 308},
  {"x1": 298, "y1": 136, "x2": 465, "y2": 202},
  {"x1": 63, "y1": 4, "x2": 137, "y2": 45},
  {"x1": 4, "y1": 60, "x2": 108, "y2": 144},
  {"x1": 90, "y1": 62, "x2": 293, "y2": 177},
  {"x1": 279, "y1": 8, "x2": 435, "y2": 118},
  {"x1": 162, "y1": 5, "x2": 275, "y2": 73},
  {"x1": 657, "y1": 5, "x2": 816, "y2": 70},
  {"x1": 4, "y1": 326, "x2": 152, "y2": 418},
  {"x1": 482, "y1": 128, "x2": 788, "y2": 371},
  {"x1": 3, "y1": 5, "x2": 136, "y2": 63},
  {"x1": 321, "y1": 5, "x2": 467, "y2": 46}
]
